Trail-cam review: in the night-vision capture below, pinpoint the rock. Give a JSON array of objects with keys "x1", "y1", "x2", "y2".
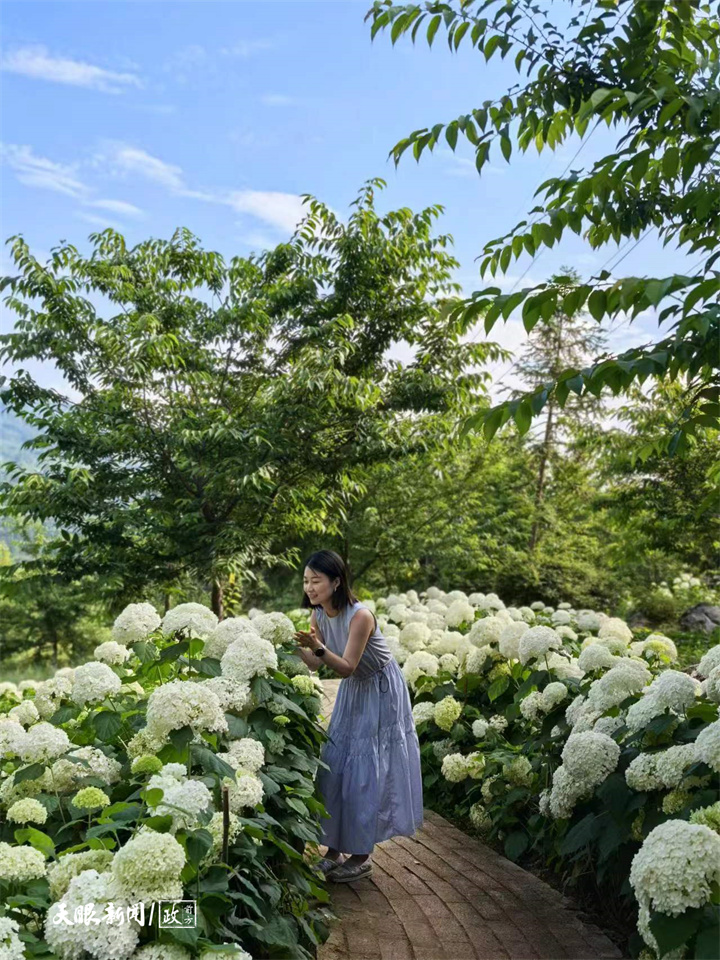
[
  {"x1": 627, "y1": 611, "x2": 651, "y2": 629},
  {"x1": 679, "y1": 603, "x2": 720, "y2": 634}
]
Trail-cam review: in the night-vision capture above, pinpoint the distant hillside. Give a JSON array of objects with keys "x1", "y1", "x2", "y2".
[{"x1": 1, "y1": 405, "x2": 44, "y2": 557}]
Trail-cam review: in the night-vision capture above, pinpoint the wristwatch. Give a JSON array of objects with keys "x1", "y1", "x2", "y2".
[{"x1": 313, "y1": 645, "x2": 326, "y2": 657}]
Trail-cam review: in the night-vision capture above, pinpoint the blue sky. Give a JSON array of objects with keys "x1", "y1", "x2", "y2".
[{"x1": 1, "y1": 0, "x2": 693, "y2": 406}]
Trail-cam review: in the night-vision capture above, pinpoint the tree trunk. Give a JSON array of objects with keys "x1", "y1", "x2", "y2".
[
  {"x1": 529, "y1": 400, "x2": 554, "y2": 554},
  {"x1": 163, "y1": 593, "x2": 171, "y2": 615},
  {"x1": 211, "y1": 579, "x2": 224, "y2": 620}
]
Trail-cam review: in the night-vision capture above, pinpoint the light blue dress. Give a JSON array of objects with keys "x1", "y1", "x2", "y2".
[{"x1": 313, "y1": 600, "x2": 425, "y2": 855}]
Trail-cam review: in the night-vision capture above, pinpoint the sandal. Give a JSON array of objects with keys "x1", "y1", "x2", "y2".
[
  {"x1": 315, "y1": 855, "x2": 346, "y2": 876},
  {"x1": 327, "y1": 860, "x2": 373, "y2": 883}
]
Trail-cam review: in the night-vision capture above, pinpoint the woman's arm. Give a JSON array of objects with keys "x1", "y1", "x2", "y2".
[{"x1": 305, "y1": 608, "x2": 375, "y2": 679}]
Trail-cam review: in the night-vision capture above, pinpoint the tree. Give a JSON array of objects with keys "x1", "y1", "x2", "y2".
[
  {"x1": 505, "y1": 266, "x2": 607, "y2": 552},
  {"x1": 1, "y1": 180, "x2": 500, "y2": 616},
  {"x1": 367, "y1": 0, "x2": 720, "y2": 456}
]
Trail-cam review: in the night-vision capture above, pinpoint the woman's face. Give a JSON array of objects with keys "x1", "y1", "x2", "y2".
[{"x1": 303, "y1": 566, "x2": 338, "y2": 605}]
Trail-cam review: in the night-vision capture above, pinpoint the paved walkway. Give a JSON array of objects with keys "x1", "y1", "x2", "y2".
[{"x1": 315, "y1": 679, "x2": 622, "y2": 960}]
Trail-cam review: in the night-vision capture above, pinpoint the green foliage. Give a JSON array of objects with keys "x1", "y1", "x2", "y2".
[{"x1": 367, "y1": 0, "x2": 720, "y2": 457}]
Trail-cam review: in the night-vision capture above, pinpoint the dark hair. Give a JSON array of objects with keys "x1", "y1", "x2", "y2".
[{"x1": 301, "y1": 550, "x2": 358, "y2": 612}]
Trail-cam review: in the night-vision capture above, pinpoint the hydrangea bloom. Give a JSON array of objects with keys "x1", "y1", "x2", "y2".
[
  {"x1": 131, "y1": 754, "x2": 163, "y2": 776},
  {"x1": 466, "y1": 752, "x2": 486, "y2": 779},
  {"x1": 162, "y1": 602, "x2": 218, "y2": 639},
  {"x1": 93, "y1": 641, "x2": 131, "y2": 666},
  {"x1": 655, "y1": 744, "x2": 698, "y2": 789},
  {"x1": 8, "y1": 700, "x2": 39, "y2": 727},
  {"x1": 145, "y1": 679, "x2": 227, "y2": 740},
  {"x1": 0, "y1": 718, "x2": 27, "y2": 759},
  {"x1": 21, "y1": 721, "x2": 70, "y2": 764},
  {"x1": 227, "y1": 769, "x2": 264, "y2": 812},
  {"x1": 156, "y1": 778, "x2": 213, "y2": 832},
  {"x1": 252, "y1": 611, "x2": 296, "y2": 646},
  {"x1": 548, "y1": 765, "x2": 593, "y2": 819},
  {"x1": 540, "y1": 681, "x2": 568, "y2": 712},
  {"x1": 598, "y1": 617, "x2": 632, "y2": 644},
  {"x1": 226, "y1": 737, "x2": 265, "y2": 773},
  {"x1": 73, "y1": 787, "x2": 110, "y2": 811},
  {"x1": 432, "y1": 738, "x2": 456, "y2": 761},
  {"x1": 489, "y1": 715, "x2": 508, "y2": 731},
  {"x1": 690, "y1": 801, "x2": 720, "y2": 833},
  {"x1": 111, "y1": 602, "x2": 161, "y2": 644},
  {"x1": 642, "y1": 634, "x2": 678, "y2": 663},
  {"x1": 33, "y1": 675, "x2": 73, "y2": 719},
  {"x1": 0, "y1": 916, "x2": 24, "y2": 960},
  {"x1": 468, "y1": 616, "x2": 506, "y2": 647},
  {"x1": 561, "y1": 731, "x2": 620, "y2": 787},
  {"x1": 645, "y1": 670, "x2": 698, "y2": 712},
  {"x1": 694, "y1": 720, "x2": 720, "y2": 773},
  {"x1": 441, "y1": 753, "x2": 469, "y2": 782},
  {"x1": 0, "y1": 842, "x2": 47, "y2": 882},
  {"x1": 203, "y1": 617, "x2": 259, "y2": 660},
  {"x1": 72, "y1": 661, "x2": 122, "y2": 706},
  {"x1": 630, "y1": 821, "x2": 720, "y2": 917},
  {"x1": 438, "y1": 653, "x2": 460, "y2": 675},
  {"x1": 506, "y1": 756, "x2": 533, "y2": 787},
  {"x1": 469, "y1": 802, "x2": 492, "y2": 834},
  {"x1": 46, "y1": 869, "x2": 139, "y2": 960},
  {"x1": 498, "y1": 621, "x2": 529, "y2": 660},
  {"x1": 626, "y1": 753, "x2": 664, "y2": 792},
  {"x1": 578, "y1": 644, "x2": 617, "y2": 674},
  {"x1": 518, "y1": 626, "x2": 562, "y2": 665},
  {"x1": 434, "y1": 696, "x2": 462, "y2": 732},
  {"x1": 221, "y1": 635, "x2": 278, "y2": 683},
  {"x1": 412, "y1": 701, "x2": 435, "y2": 725},
  {"x1": 472, "y1": 718, "x2": 489, "y2": 739},
  {"x1": 625, "y1": 695, "x2": 670, "y2": 734},
  {"x1": 111, "y1": 831, "x2": 186, "y2": 903},
  {"x1": 402, "y1": 651, "x2": 439, "y2": 690},
  {"x1": 133, "y1": 947, "x2": 192, "y2": 960},
  {"x1": 291, "y1": 675, "x2": 316, "y2": 696},
  {"x1": 698, "y1": 645, "x2": 720, "y2": 678},
  {"x1": 704, "y1": 666, "x2": 720, "y2": 704},
  {"x1": 399, "y1": 622, "x2": 432, "y2": 652},
  {"x1": 444, "y1": 599, "x2": 475, "y2": 628},
  {"x1": 7, "y1": 798, "x2": 47, "y2": 824}
]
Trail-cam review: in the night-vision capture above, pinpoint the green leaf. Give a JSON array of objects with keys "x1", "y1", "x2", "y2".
[
  {"x1": 131, "y1": 641, "x2": 158, "y2": 663},
  {"x1": 503, "y1": 831, "x2": 528, "y2": 861},
  {"x1": 159, "y1": 640, "x2": 189, "y2": 663},
  {"x1": 251, "y1": 676, "x2": 273, "y2": 704},
  {"x1": 185, "y1": 828, "x2": 213, "y2": 866},
  {"x1": 649, "y1": 906, "x2": 704, "y2": 955},
  {"x1": 194, "y1": 746, "x2": 237, "y2": 780},
  {"x1": 560, "y1": 813, "x2": 599, "y2": 854},
  {"x1": 500, "y1": 135, "x2": 512, "y2": 162},
  {"x1": 695, "y1": 910, "x2": 720, "y2": 959},
  {"x1": 488, "y1": 675, "x2": 510, "y2": 701},
  {"x1": 512, "y1": 401, "x2": 532, "y2": 435},
  {"x1": 143, "y1": 788, "x2": 165, "y2": 807},
  {"x1": 427, "y1": 15, "x2": 441, "y2": 46},
  {"x1": 587, "y1": 289, "x2": 606, "y2": 321},
  {"x1": 94, "y1": 711, "x2": 122, "y2": 741},
  {"x1": 196, "y1": 657, "x2": 222, "y2": 677},
  {"x1": 14, "y1": 827, "x2": 55, "y2": 858},
  {"x1": 14, "y1": 763, "x2": 47, "y2": 785},
  {"x1": 169, "y1": 725, "x2": 194, "y2": 753}
]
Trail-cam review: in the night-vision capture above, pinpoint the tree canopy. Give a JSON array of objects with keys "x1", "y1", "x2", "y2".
[{"x1": 367, "y1": 0, "x2": 720, "y2": 459}]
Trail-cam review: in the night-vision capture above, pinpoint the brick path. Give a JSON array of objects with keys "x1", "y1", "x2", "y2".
[{"x1": 315, "y1": 679, "x2": 623, "y2": 960}]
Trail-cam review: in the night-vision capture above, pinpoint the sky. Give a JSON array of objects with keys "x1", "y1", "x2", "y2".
[{"x1": 0, "y1": 0, "x2": 695, "y2": 418}]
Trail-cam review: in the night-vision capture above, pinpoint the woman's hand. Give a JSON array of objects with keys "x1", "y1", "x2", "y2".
[{"x1": 294, "y1": 627, "x2": 320, "y2": 651}]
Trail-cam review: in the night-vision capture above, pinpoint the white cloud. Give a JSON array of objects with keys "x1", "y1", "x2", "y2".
[
  {"x1": 238, "y1": 231, "x2": 283, "y2": 252},
  {"x1": 96, "y1": 142, "x2": 186, "y2": 192},
  {"x1": 220, "y1": 39, "x2": 275, "y2": 57},
  {"x1": 438, "y1": 149, "x2": 505, "y2": 178},
  {"x1": 0, "y1": 143, "x2": 89, "y2": 198},
  {"x1": 75, "y1": 211, "x2": 124, "y2": 231},
  {"x1": 87, "y1": 199, "x2": 144, "y2": 218},
  {"x1": 228, "y1": 190, "x2": 308, "y2": 232},
  {"x1": 0, "y1": 45, "x2": 142, "y2": 93}
]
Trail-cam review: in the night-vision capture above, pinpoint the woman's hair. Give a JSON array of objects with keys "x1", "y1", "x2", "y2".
[{"x1": 301, "y1": 549, "x2": 358, "y2": 612}]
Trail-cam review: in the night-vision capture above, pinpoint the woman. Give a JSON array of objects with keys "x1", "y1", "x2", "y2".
[{"x1": 293, "y1": 550, "x2": 424, "y2": 884}]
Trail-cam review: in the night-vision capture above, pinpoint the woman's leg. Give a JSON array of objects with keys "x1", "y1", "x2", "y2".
[
  {"x1": 343, "y1": 849, "x2": 371, "y2": 866},
  {"x1": 324, "y1": 847, "x2": 343, "y2": 860}
]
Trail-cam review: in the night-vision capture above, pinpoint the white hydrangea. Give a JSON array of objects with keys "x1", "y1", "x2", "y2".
[
  {"x1": 498, "y1": 621, "x2": 529, "y2": 661},
  {"x1": 593, "y1": 715, "x2": 624, "y2": 737},
  {"x1": 0, "y1": 841, "x2": 47, "y2": 882},
  {"x1": 704, "y1": 666, "x2": 720, "y2": 703},
  {"x1": 0, "y1": 718, "x2": 27, "y2": 759},
  {"x1": 162, "y1": 602, "x2": 218, "y2": 639},
  {"x1": 518, "y1": 626, "x2": 562, "y2": 665},
  {"x1": 444, "y1": 599, "x2": 475, "y2": 628},
  {"x1": 112, "y1": 602, "x2": 161, "y2": 644},
  {"x1": 518, "y1": 606, "x2": 536, "y2": 623},
  {"x1": 438, "y1": 653, "x2": 460, "y2": 675},
  {"x1": 65, "y1": 746, "x2": 123, "y2": 787},
  {"x1": 561, "y1": 731, "x2": 620, "y2": 787},
  {"x1": 47, "y1": 850, "x2": 115, "y2": 900},
  {"x1": 145, "y1": 679, "x2": 228, "y2": 739},
  {"x1": 221, "y1": 635, "x2": 278, "y2": 682},
  {"x1": 625, "y1": 695, "x2": 671, "y2": 734},
  {"x1": 626, "y1": 753, "x2": 664, "y2": 792},
  {"x1": 434, "y1": 696, "x2": 462, "y2": 732},
  {"x1": 133, "y1": 946, "x2": 192, "y2": 960},
  {"x1": 156, "y1": 778, "x2": 213, "y2": 832},
  {"x1": 478, "y1": 593, "x2": 505, "y2": 612},
  {"x1": 641, "y1": 634, "x2": 678, "y2": 662},
  {"x1": 520, "y1": 691, "x2": 543, "y2": 722},
  {"x1": 694, "y1": 720, "x2": 720, "y2": 773},
  {"x1": 21, "y1": 721, "x2": 70, "y2": 764},
  {"x1": 578, "y1": 644, "x2": 617, "y2": 674},
  {"x1": 441, "y1": 753, "x2": 470, "y2": 782},
  {"x1": 551, "y1": 610, "x2": 572, "y2": 626},
  {"x1": 33, "y1": 675, "x2": 73, "y2": 719},
  {"x1": 227, "y1": 769, "x2": 264, "y2": 812},
  {"x1": 630, "y1": 820, "x2": 720, "y2": 917},
  {"x1": 93, "y1": 641, "x2": 131, "y2": 666},
  {"x1": 472, "y1": 718, "x2": 489, "y2": 739},
  {"x1": 72, "y1": 661, "x2": 122, "y2": 706},
  {"x1": 201, "y1": 676, "x2": 252, "y2": 713},
  {"x1": 461, "y1": 645, "x2": 494, "y2": 677},
  {"x1": 412, "y1": 701, "x2": 436, "y2": 725},
  {"x1": 598, "y1": 617, "x2": 632, "y2": 644},
  {"x1": 111, "y1": 831, "x2": 186, "y2": 902},
  {"x1": 0, "y1": 916, "x2": 24, "y2": 960},
  {"x1": 399, "y1": 622, "x2": 431, "y2": 652},
  {"x1": 8, "y1": 700, "x2": 39, "y2": 728},
  {"x1": 203, "y1": 617, "x2": 259, "y2": 660},
  {"x1": 227, "y1": 737, "x2": 265, "y2": 773},
  {"x1": 540, "y1": 681, "x2": 568, "y2": 712},
  {"x1": 161, "y1": 762, "x2": 187, "y2": 780},
  {"x1": 698, "y1": 645, "x2": 720, "y2": 679},
  {"x1": 655, "y1": 744, "x2": 698, "y2": 789},
  {"x1": 576, "y1": 610, "x2": 602, "y2": 632},
  {"x1": 46, "y1": 869, "x2": 139, "y2": 960},
  {"x1": 489, "y1": 714, "x2": 508, "y2": 731},
  {"x1": 252, "y1": 611, "x2": 296, "y2": 646},
  {"x1": 556, "y1": 626, "x2": 578, "y2": 642},
  {"x1": 587, "y1": 660, "x2": 651, "y2": 712},
  {"x1": 468, "y1": 616, "x2": 506, "y2": 646},
  {"x1": 401, "y1": 651, "x2": 439, "y2": 690},
  {"x1": 645, "y1": 670, "x2": 698, "y2": 712},
  {"x1": 548, "y1": 765, "x2": 593, "y2": 819}
]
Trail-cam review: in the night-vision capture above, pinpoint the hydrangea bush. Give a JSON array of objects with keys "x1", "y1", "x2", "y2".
[
  {"x1": 0, "y1": 601, "x2": 335, "y2": 959},
  {"x1": 378, "y1": 587, "x2": 720, "y2": 960}
]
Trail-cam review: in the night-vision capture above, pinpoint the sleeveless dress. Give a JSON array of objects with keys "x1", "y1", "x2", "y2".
[{"x1": 313, "y1": 600, "x2": 425, "y2": 855}]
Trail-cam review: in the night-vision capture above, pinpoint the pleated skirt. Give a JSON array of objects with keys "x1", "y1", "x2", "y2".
[{"x1": 315, "y1": 657, "x2": 425, "y2": 855}]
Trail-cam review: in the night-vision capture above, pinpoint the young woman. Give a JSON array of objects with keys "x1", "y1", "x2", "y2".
[{"x1": 293, "y1": 549, "x2": 424, "y2": 884}]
